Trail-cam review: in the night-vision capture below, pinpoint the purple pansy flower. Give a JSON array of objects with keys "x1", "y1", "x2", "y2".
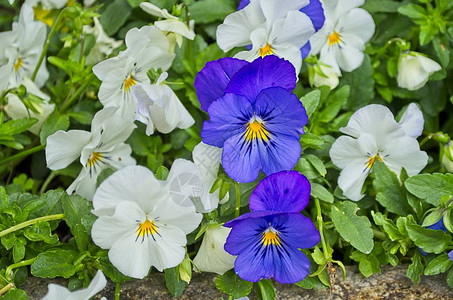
[
  {"x1": 237, "y1": 0, "x2": 325, "y2": 59},
  {"x1": 195, "y1": 56, "x2": 307, "y2": 183},
  {"x1": 223, "y1": 171, "x2": 320, "y2": 284}
]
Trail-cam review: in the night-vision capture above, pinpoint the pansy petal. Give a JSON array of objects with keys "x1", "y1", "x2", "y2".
[
  {"x1": 201, "y1": 93, "x2": 253, "y2": 147},
  {"x1": 71, "y1": 270, "x2": 107, "y2": 299},
  {"x1": 225, "y1": 56, "x2": 296, "y2": 102},
  {"x1": 45, "y1": 130, "x2": 92, "y2": 170},
  {"x1": 337, "y1": 160, "x2": 369, "y2": 201},
  {"x1": 337, "y1": 8, "x2": 375, "y2": 45},
  {"x1": 148, "y1": 224, "x2": 187, "y2": 271},
  {"x1": 194, "y1": 57, "x2": 248, "y2": 111},
  {"x1": 398, "y1": 103, "x2": 424, "y2": 139},
  {"x1": 42, "y1": 284, "x2": 71, "y2": 300},
  {"x1": 225, "y1": 216, "x2": 268, "y2": 256},
  {"x1": 258, "y1": 134, "x2": 301, "y2": 177},
  {"x1": 67, "y1": 167, "x2": 101, "y2": 201},
  {"x1": 333, "y1": 42, "x2": 364, "y2": 72},
  {"x1": 249, "y1": 171, "x2": 310, "y2": 213},
  {"x1": 382, "y1": 136, "x2": 428, "y2": 176},
  {"x1": 224, "y1": 211, "x2": 280, "y2": 228},
  {"x1": 301, "y1": 0, "x2": 325, "y2": 31},
  {"x1": 329, "y1": 135, "x2": 377, "y2": 169},
  {"x1": 222, "y1": 133, "x2": 262, "y2": 183},
  {"x1": 271, "y1": 213, "x2": 320, "y2": 250}
]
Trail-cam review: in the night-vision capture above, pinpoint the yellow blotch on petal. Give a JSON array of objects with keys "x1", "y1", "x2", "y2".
[
  {"x1": 87, "y1": 152, "x2": 102, "y2": 168},
  {"x1": 328, "y1": 31, "x2": 341, "y2": 46},
  {"x1": 245, "y1": 119, "x2": 269, "y2": 141},
  {"x1": 136, "y1": 219, "x2": 158, "y2": 239},
  {"x1": 124, "y1": 75, "x2": 137, "y2": 92},
  {"x1": 259, "y1": 43, "x2": 274, "y2": 58},
  {"x1": 14, "y1": 58, "x2": 23, "y2": 72},
  {"x1": 262, "y1": 228, "x2": 281, "y2": 246},
  {"x1": 366, "y1": 154, "x2": 383, "y2": 170}
]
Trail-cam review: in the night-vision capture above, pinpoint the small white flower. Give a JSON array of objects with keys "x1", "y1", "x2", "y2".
[
  {"x1": 42, "y1": 270, "x2": 107, "y2": 300},
  {"x1": 92, "y1": 25, "x2": 175, "y2": 118},
  {"x1": 192, "y1": 224, "x2": 236, "y2": 275},
  {"x1": 83, "y1": 17, "x2": 123, "y2": 65},
  {"x1": 216, "y1": 0, "x2": 315, "y2": 73},
  {"x1": 91, "y1": 165, "x2": 202, "y2": 278},
  {"x1": 312, "y1": 62, "x2": 340, "y2": 89},
  {"x1": 45, "y1": 107, "x2": 136, "y2": 200},
  {"x1": 397, "y1": 52, "x2": 442, "y2": 91},
  {"x1": 0, "y1": 3, "x2": 48, "y2": 90},
  {"x1": 310, "y1": 0, "x2": 375, "y2": 74},
  {"x1": 130, "y1": 72, "x2": 194, "y2": 135},
  {"x1": 140, "y1": 2, "x2": 195, "y2": 49},
  {"x1": 3, "y1": 78, "x2": 54, "y2": 135},
  {"x1": 329, "y1": 104, "x2": 428, "y2": 201}
]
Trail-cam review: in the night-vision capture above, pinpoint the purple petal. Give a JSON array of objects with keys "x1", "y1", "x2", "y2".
[
  {"x1": 448, "y1": 250, "x2": 453, "y2": 262},
  {"x1": 201, "y1": 93, "x2": 252, "y2": 147},
  {"x1": 255, "y1": 87, "x2": 308, "y2": 138},
  {"x1": 224, "y1": 216, "x2": 268, "y2": 256},
  {"x1": 224, "y1": 211, "x2": 280, "y2": 228},
  {"x1": 194, "y1": 57, "x2": 248, "y2": 111},
  {"x1": 225, "y1": 56, "x2": 296, "y2": 103},
  {"x1": 272, "y1": 213, "x2": 320, "y2": 250},
  {"x1": 237, "y1": 0, "x2": 249, "y2": 10},
  {"x1": 300, "y1": 42, "x2": 311, "y2": 59},
  {"x1": 249, "y1": 171, "x2": 311, "y2": 213},
  {"x1": 258, "y1": 134, "x2": 301, "y2": 176},
  {"x1": 222, "y1": 132, "x2": 261, "y2": 183},
  {"x1": 426, "y1": 217, "x2": 446, "y2": 232},
  {"x1": 301, "y1": 0, "x2": 325, "y2": 31}
]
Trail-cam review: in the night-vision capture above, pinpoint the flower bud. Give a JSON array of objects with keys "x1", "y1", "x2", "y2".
[{"x1": 397, "y1": 52, "x2": 441, "y2": 91}]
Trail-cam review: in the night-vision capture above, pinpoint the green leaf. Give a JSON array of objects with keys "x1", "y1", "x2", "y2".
[
  {"x1": 300, "y1": 90, "x2": 321, "y2": 118},
  {"x1": 189, "y1": 0, "x2": 236, "y2": 24},
  {"x1": 398, "y1": 4, "x2": 428, "y2": 19},
  {"x1": 0, "y1": 118, "x2": 37, "y2": 136},
  {"x1": 0, "y1": 289, "x2": 28, "y2": 300},
  {"x1": 39, "y1": 111, "x2": 70, "y2": 144},
  {"x1": 311, "y1": 183, "x2": 334, "y2": 203},
  {"x1": 68, "y1": 111, "x2": 93, "y2": 125},
  {"x1": 0, "y1": 186, "x2": 8, "y2": 211},
  {"x1": 330, "y1": 201, "x2": 374, "y2": 254},
  {"x1": 1, "y1": 233, "x2": 16, "y2": 250},
  {"x1": 13, "y1": 239, "x2": 26, "y2": 263},
  {"x1": 358, "y1": 254, "x2": 380, "y2": 278},
  {"x1": 407, "y1": 251, "x2": 424, "y2": 284},
  {"x1": 433, "y1": 36, "x2": 450, "y2": 67},
  {"x1": 304, "y1": 154, "x2": 327, "y2": 177},
  {"x1": 424, "y1": 253, "x2": 453, "y2": 275},
  {"x1": 363, "y1": 0, "x2": 402, "y2": 13},
  {"x1": 100, "y1": 0, "x2": 132, "y2": 36},
  {"x1": 372, "y1": 161, "x2": 412, "y2": 216},
  {"x1": 215, "y1": 269, "x2": 253, "y2": 298},
  {"x1": 299, "y1": 132, "x2": 325, "y2": 148},
  {"x1": 23, "y1": 221, "x2": 58, "y2": 244},
  {"x1": 295, "y1": 275, "x2": 327, "y2": 289},
  {"x1": 317, "y1": 85, "x2": 350, "y2": 123},
  {"x1": 371, "y1": 212, "x2": 404, "y2": 241},
  {"x1": 31, "y1": 250, "x2": 77, "y2": 278},
  {"x1": 420, "y1": 23, "x2": 438, "y2": 46},
  {"x1": 340, "y1": 55, "x2": 374, "y2": 109},
  {"x1": 447, "y1": 267, "x2": 453, "y2": 288},
  {"x1": 255, "y1": 279, "x2": 275, "y2": 300},
  {"x1": 155, "y1": 166, "x2": 170, "y2": 181},
  {"x1": 164, "y1": 266, "x2": 187, "y2": 297},
  {"x1": 405, "y1": 173, "x2": 453, "y2": 206},
  {"x1": 406, "y1": 224, "x2": 452, "y2": 254}
]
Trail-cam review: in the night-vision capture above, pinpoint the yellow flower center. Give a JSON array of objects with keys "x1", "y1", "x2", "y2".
[
  {"x1": 262, "y1": 227, "x2": 280, "y2": 246},
  {"x1": 328, "y1": 31, "x2": 341, "y2": 46},
  {"x1": 259, "y1": 43, "x2": 274, "y2": 58},
  {"x1": 366, "y1": 154, "x2": 383, "y2": 170},
  {"x1": 245, "y1": 119, "x2": 269, "y2": 141},
  {"x1": 124, "y1": 74, "x2": 137, "y2": 92},
  {"x1": 136, "y1": 219, "x2": 158, "y2": 242},
  {"x1": 87, "y1": 152, "x2": 102, "y2": 168},
  {"x1": 14, "y1": 58, "x2": 23, "y2": 72}
]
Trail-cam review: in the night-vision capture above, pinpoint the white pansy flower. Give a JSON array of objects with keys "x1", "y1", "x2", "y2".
[
  {"x1": 0, "y1": 3, "x2": 48, "y2": 90},
  {"x1": 83, "y1": 17, "x2": 123, "y2": 65},
  {"x1": 397, "y1": 52, "x2": 442, "y2": 91},
  {"x1": 130, "y1": 72, "x2": 194, "y2": 135},
  {"x1": 42, "y1": 270, "x2": 106, "y2": 300},
  {"x1": 192, "y1": 224, "x2": 235, "y2": 275},
  {"x1": 91, "y1": 166, "x2": 202, "y2": 278},
  {"x1": 45, "y1": 107, "x2": 136, "y2": 200},
  {"x1": 312, "y1": 62, "x2": 340, "y2": 89},
  {"x1": 25, "y1": 0, "x2": 67, "y2": 10},
  {"x1": 310, "y1": 0, "x2": 375, "y2": 74},
  {"x1": 441, "y1": 141, "x2": 453, "y2": 173},
  {"x1": 216, "y1": 0, "x2": 315, "y2": 73},
  {"x1": 329, "y1": 104, "x2": 428, "y2": 201},
  {"x1": 193, "y1": 142, "x2": 229, "y2": 208},
  {"x1": 4, "y1": 78, "x2": 54, "y2": 135},
  {"x1": 92, "y1": 25, "x2": 175, "y2": 118},
  {"x1": 140, "y1": 2, "x2": 195, "y2": 49}
]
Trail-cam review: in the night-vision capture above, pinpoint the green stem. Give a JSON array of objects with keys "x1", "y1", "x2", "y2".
[
  {"x1": 315, "y1": 198, "x2": 329, "y2": 259},
  {"x1": 0, "y1": 283, "x2": 14, "y2": 296},
  {"x1": 0, "y1": 213, "x2": 64, "y2": 238},
  {"x1": 39, "y1": 171, "x2": 57, "y2": 194},
  {"x1": 373, "y1": 229, "x2": 386, "y2": 240},
  {"x1": 115, "y1": 283, "x2": 120, "y2": 300},
  {"x1": 5, "y1": 258, "x2": 36, "y2": 279},
  {"x1": 31, "y1": 8, "x2": 68, "y2": 81},
  {"x1": 419, "y1": 133, "x2": 434, "y2": 147},
  {"x1": 234, "y1": 181, "x2": 241, "y2": 218},
  {"x1": 0, "y1": 144, "x2": 45, "y2": 166},
  {"x1": 0, "y1": 88, "x2": 14, "y2": 105},
  {"x1": 60, "y1": 80, "x2": 91, "y2": 112}
]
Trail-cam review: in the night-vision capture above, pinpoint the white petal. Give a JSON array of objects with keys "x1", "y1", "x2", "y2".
[
  {"x1": 313, "y1": 64, "x2": 340, "y2": 89},
  {"x1": 41, "y1": 284, "x2": 72, "y2": 300},
  {"x1": 309, "y1": 23, "x2": 333, "y2": 55},
  {"x1": 336, "y1": 8, "x2": 375, "y2": 46},
  {"x1": 333, "y1": 42, "x2": 364, "y2": 72},
  {"x1": 382, "y1": 136, "x2": 428, "y2": 176},
  {"x1": 71, "y1": 270, "x2": 107, "y2": 299},
  {"x1": 155, "y1": 20, "x2": 195, "y2": 40},
  {"x1": 330, "y1": 134, "x2": 377, "y2": 169},
  {"x1": 148, "y1": 224, "x2": 187, "y2": 271},
  {"x1": 259, "y1": 0, "x2": 309, "y2": 24},
  {"x1": 45, "y1": 130, "x2": 92, "y2": 170},
  {"x1": 323, "y1": 0, "x2": 365, "y2": 22},
  {"x1": 269, "y1": 10, "x2": 314, "y2": 49},
  {"x1": 67, "y1": 167, "x2": 101, "y2": 201},
  {"x1": 340, "y1": 104, "x2": 398, "y2": 139},
  {"x1": 157, "y1": 197, "x2": 202, "y2": 235},
  {"x1": 92, "y1": 165, "x2": 168, "y2": 215},
  {"x1": 337, "y1": 159, "x2": 369, "y2": 201},
  {"x1": 140, "y1": 2, "x2": 177, "y2": 19},
  {"x1": 192, "y1": 225, "x2": 235, "y2": 275},
  {"x1": 398, "y1": 103, "x2": 424, "y2": 138},
  {"x1": 92, "y1": 55, "x2": 126, "y2": 81},
  {"x1": 397, "y1": 53, "x2": 441, "y2": 91},
  {"x1": 273, "y1": 46, "x2": 303, "y2": 75}
]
